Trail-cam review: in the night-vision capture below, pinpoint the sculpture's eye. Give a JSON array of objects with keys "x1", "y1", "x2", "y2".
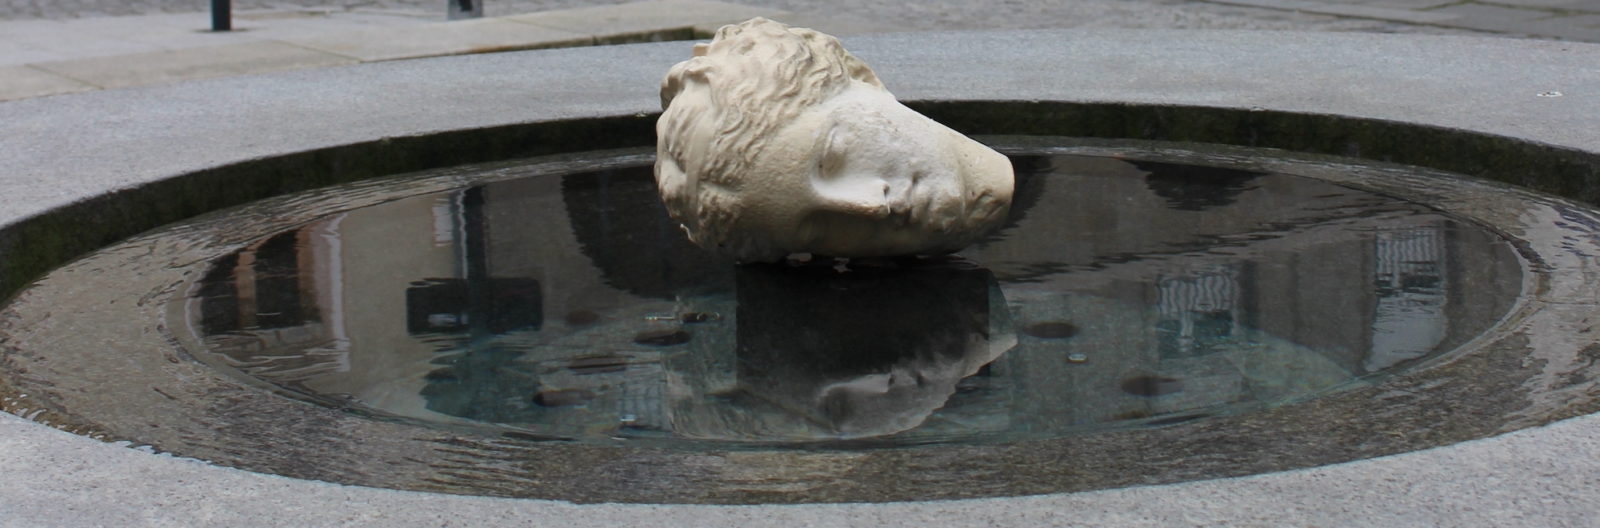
[{"x1": 818, "y1": 127, "x2": 848, "y2": 179}]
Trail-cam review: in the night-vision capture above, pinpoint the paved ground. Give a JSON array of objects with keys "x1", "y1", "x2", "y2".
[
  {"x1": 1, "y1": 0, "x2": 1595, "y2": 103},
  {"x1": 1, "y1": 0, "x2": 1597, "y2": 525},
  {"x1": 2, "y1": 29, "x2": 1599, "y2": 527},
  {"x1": 2, "y1": 0, "x2": 1597, "y2": 39}
]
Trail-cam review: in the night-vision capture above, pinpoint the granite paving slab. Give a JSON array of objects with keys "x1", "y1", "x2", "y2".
[
  {"x1": 1475, "y1": 0, "x2": 1587, "y2": 8},
  {"x1": 0, "y1": 64, "x2": 93, "y2": 101},
  {"x1": 732, "y1": 12, "x2": 908, "y2": 36},
  {"x1": 0, "y1": 19, "x2": 167, "y2": 66},
  {"x1": 29, "y1": 40, "x2": 356, "y2": 89},
  {"x1": 285, "y1": 17, "x2": 592, "y2": 62},
  {"x1": 1205, "y1": 0, "x2": 1462, "y2": 24},
  {"x1": 506, "y1": 0, "x2": 789, "y2": 43},
  {"x1": 1336, "y1": 0, "x2": 1459, "y2": 9},
  {"x1": 1432, "y1": 2, "x2": 1599, "y2": 37}
]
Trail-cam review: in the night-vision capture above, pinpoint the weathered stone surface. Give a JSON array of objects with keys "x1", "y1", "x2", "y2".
[{"x1": 655, "y1": 18, "x2": 1013, "y2": 261}]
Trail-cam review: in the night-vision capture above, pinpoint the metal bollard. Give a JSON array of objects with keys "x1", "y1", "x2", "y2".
[
  {"x1": 447, "y1": 0, "x2": 483, "y2": 20},
  {"x1": 211, "y1": 0, "x2": 232, "y2": 31}
]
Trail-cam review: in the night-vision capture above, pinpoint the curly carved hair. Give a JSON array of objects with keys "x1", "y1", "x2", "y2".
[{"x1": 655, "y1": 18, "x2": 884, "y2": 255}]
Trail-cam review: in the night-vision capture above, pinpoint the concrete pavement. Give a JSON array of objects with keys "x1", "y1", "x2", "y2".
[
  {"x1": 2, "y1": 0, "x2": 1597, "y2": 101},
  {"x1": 0, "y1": 0, "x2": 815, "y2": 100},
  {"x1": 1203, "y1": 0, "x2": 1600, "y2": 40}
]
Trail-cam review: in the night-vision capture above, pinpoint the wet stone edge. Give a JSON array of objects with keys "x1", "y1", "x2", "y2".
[{"x1": 2, "y1": 103, "x2": 1600, "y2": 503}]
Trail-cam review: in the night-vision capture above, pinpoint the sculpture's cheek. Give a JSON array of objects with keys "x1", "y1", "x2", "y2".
[
  {"x1": 941, "y1": 131, "x2": 1015, "y2": 231},
  {"x1": 808, "y1": 114, "x2": 963, "y2": 226},
  {"x1": 794, "y1": 209, "x2": 876, "y2": 251}
]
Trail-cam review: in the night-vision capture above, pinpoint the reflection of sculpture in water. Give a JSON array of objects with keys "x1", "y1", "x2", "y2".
[
  {"x1": 655, "y1": 18, "x2": 1015, "y2": 262},
  {"x1": 402, "y1": 257, "x2": 1014, "y2": 442},
  {"x1": 669, "y1": 257, "x2": 1015, "y2": 440}
]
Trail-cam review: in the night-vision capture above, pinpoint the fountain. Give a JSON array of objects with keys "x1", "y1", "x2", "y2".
[{"x1": 1, "y1": 27, "x2": 1598, "y2": 525}]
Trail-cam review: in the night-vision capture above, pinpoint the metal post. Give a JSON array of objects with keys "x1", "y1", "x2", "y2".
[
  {"x1": 211, "y1": 0, "x2": 231, "y2": 31},
  {"x1": 447, "y1": 0, "x2": 483, "y2": 20}
]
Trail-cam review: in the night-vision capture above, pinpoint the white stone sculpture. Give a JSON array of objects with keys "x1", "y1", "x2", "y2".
[{"x1": 655, "y1": 18, "x2": 1015, "y2": 262}]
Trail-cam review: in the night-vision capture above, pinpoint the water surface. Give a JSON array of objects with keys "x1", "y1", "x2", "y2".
[
  {"x1": 5, "y1": 143, "x2": 1575, "y2": 503},
  {"x1": 175, "y1": 153, "x2": 1522, "y2": 446}
]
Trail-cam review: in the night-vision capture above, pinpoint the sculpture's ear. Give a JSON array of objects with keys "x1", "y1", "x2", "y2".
[{"x1": 661, "y1": 60, "x2": 711, "y2": 109}]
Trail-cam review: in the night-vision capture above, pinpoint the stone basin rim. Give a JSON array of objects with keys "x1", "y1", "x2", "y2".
[
  {"x1": 2, "y1": 29, "x2": 1600, "y2": 525},
  {"x1": 1, "y1": 101, "x2": 1595, "y2": 304}
]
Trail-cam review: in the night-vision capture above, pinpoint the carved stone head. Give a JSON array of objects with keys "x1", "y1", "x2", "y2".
[{"x1": 656, "y1": 18, "x2": 1014, "y2": 262}]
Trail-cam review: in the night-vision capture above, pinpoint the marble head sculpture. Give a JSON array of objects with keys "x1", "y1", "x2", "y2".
[{"x1": 656, "y1": 18, "x2": 1015, "y2": 262}]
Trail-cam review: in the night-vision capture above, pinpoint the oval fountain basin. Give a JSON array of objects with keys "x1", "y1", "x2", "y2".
[
  {"x1": 1, "y1": 139, "x2": 1594, "y2": 504},
  {"x1": 175, "y1": 151, "x2": 1519, "y2": 445}
]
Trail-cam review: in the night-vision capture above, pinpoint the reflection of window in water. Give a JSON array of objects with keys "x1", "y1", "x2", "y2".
[
  {"x1": 431, "y1": 195, "x2": 459, "y2": 248},
  {"x1": 619, "y1": 364, "x2": 669, "y2": 431},
  {"x1": 403, "y1": 278, "x2": 542, "y2": 335},
  {"x1": 1156, "y1": 266, "x2": 1240, "y2": 358},
  {"x1": 1367, "y1": 225, "x2": 1447, "y2": 372},
  {"x1": 194, "y1": 218, "x2": 350, "y2": 384},
  {"x1": 413, "y1": 186, "x2": 551, "y2": 419}
]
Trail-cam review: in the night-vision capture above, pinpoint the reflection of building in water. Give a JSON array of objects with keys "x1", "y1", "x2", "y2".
[
  {"x1": 1367, "y1": 226, "x2": 1447, "y2": 372},
  {"x1": 1156, "y1": 266, "x2": 1240, "y2": 359},
  {"x1": 186, "y1": 168, "x2": 704, "y2": 431},
  {"x1": 965, "y1": 156, "x2": 1522, "y2": 428},
  {"x1": 191, "y1": 193, "x2": 470, "y2": 419},
  {"x1": 194, "y1": 221, "x2": 349, "y2": 385},
  {"x1": 184, "y1": 156, "x2": 1524, "y2": 441}
]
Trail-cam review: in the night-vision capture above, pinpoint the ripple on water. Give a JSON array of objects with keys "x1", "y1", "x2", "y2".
[{"x1": 3, "y1": 142, "x2": 1596, "y2": 504}]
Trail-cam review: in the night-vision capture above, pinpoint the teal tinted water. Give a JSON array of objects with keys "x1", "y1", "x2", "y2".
[
  {"x1": 9, "y1": 142, "x2": 1576, "y2": 503},
  {"x1": 175, "y1": 153, "x2": 1521, "y2": 446}
]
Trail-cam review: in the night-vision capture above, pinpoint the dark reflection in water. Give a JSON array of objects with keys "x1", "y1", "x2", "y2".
[
  {"x1": 183, "y1": 155, "x2": 1523, "y2": 445},
  {"x1": 711, "y1": 259, "x2": 1009, "y2": 440},
  {"x1": 1137, "y1": 160, "x2": 1264, "y2": 211}
]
